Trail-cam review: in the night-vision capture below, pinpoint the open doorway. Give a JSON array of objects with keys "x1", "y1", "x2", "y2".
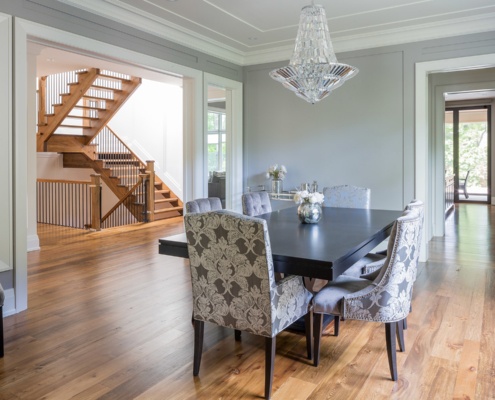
[{"x1": 445, "y1": 105, "x2": 491, "y2": 204}]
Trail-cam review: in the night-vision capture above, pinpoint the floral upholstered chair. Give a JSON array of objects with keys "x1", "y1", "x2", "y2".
[
  {"x1": 323, "y1": 185, "x2": 371, "y2": 209},
  {"x1": 185, "y1": 197, "x2": 222, "y2": 214},
  {"x1": 312, "y1": 208, "x2": 422, "y2": 381},
  {"x1": 241, "y1": 192, "x2": 272, "y2": 216},
  {"x1": 360, "y1": 199, "x2": 424, "y2": 278},
  {"x1": 184, "y1": 210, "x2": 313, "y2": 399}
]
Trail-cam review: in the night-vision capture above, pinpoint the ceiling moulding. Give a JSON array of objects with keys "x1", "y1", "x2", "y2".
[
  {"x1": 243, "y1": 12, "x2": 495, "y2": 66},
  {"x1": 58, "y1": 0, "x2": 495, "y2": 67},
  {"x1": 58, "y1": 0, "x2": 246, "y2": 65}
]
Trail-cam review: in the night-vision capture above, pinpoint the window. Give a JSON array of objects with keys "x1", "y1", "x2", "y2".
[{"x1": 207, "y1": 110, "x2": 226, "y2": 173}]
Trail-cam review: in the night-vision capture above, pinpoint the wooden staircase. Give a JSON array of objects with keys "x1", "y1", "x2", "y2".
[{"x1": 37, "y1": 68, "x2": 183, "y2": 225}]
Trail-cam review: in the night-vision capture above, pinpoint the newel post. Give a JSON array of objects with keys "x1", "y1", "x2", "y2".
[
  {"x1": 90, "y1": 174, "x2": 102, "y2": 231},
  {"x1": 146, "y1": 161, "x2": 155, "y2": 222}
]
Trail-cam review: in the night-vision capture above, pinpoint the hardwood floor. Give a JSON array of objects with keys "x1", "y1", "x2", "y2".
[{"x1": 1, "y1": 204, "x2": 494, "y2": 399}]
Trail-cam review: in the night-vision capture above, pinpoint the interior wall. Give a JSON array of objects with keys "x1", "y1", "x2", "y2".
[{"x1": 245, "y1": 50, "x2": 404, "y2": 210}]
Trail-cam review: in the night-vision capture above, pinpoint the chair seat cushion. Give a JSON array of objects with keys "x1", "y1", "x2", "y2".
[{"x1": 313, "y1": 276, "x2": 372, "y2": 315}]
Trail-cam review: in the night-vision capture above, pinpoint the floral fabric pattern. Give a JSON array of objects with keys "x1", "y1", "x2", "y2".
[
  {"x1": 342, "y1": 209, "x2": 421, "y2": 322},
  {"x1": 323, "y1": 185, "x2": 370, "y2": 209},
  {"x1": 184, "y1": 210, "x2": 312, "y2": 337}
]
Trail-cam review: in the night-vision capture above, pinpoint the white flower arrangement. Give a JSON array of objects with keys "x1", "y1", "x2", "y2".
[
  {"x1": 294, "y1": 190, "x2": 325, "y2": 205},
  {"x1": 266, "y1": 164, "x2": 287, "y2": 180}
]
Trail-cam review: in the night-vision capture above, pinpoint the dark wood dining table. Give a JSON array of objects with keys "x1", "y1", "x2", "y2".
[{"x1": 158, "y1": 206, "x2": 402, "y2": 281}]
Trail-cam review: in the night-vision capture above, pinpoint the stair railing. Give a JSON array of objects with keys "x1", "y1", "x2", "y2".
[
  {"x1": 37, "y1": 175, "x2": 102, "y2": 231},
  {"x1": 90, "y1": 126, "x2": 146, "y2": 188},
  {"x1": 38, "y1": 69, "x2": 88, "y2": 123},
  {"x1": 100, "y1": 173, "x2": 150, "y2": 228}
]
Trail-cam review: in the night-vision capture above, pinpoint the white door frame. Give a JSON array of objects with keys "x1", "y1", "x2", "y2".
[
  {"x1": 13, "y1": 18, "x2": 219, "y2": 313},
  {"x1": 204, "y1": 73, "x2": 243, "y2": 212},
  {"x1": 415, "y1": 54, "x2": 495, "y2": 262}
]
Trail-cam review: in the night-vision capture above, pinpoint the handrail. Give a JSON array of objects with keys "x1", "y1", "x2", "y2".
[{"x1": 37, "y1": 178, "x2": 93, "y2": 185}]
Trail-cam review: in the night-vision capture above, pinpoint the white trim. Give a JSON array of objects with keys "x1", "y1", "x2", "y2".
[
  {"x1": 13, "y1": 17, "x2": 205, "y2": 314},
  {"x1": 415, "y1": 54, "x2": 495, "y2": 262},
  {"x1": 58, "y1": 0, "x2": 495, "y2": 66},
  {"x1": 204, "y1": 73, "x2": 243, "y2": 212},
  {"x1": 2, "y1": 288, "x2": 16, "y2": 317},
  {"x1": 0, "y1": 14, "x2": 13, "y2": 278},
  {"x1": 27, "y1": 235, "x2": 40, "y2": 252}
]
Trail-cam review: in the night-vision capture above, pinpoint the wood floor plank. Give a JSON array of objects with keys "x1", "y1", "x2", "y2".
[{"x1": 1, "y1": 204, "x2": 494, "y2": 399}]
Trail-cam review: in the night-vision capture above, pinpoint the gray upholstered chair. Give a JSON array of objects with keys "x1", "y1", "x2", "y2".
[
  {"x1": 323, "y1": 185, "x2": 371, "y2": 209},
  {"x1": 185, "y1": 197, "x2": 222, "y2": 214},
  {"x1": 0, "y1": 282, "x2": 4, "y2": 357},
  {"x1": 312, "y1": 209, "x2": 422, "y2": 381},
  {"x1": 242, "y1": 191, "x2": 272, "y2": 216},
  {"x1": 360, "y1": 199, "x2": 424, "y2": 279},
  {"x1": 184, "y1": 210, "x2": 313, "y2": 399}
]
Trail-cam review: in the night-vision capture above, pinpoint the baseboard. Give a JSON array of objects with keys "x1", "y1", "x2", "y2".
[
  {"x1": 3, "y1": 288, "x2": 16, "y2": 316},
  {"x1": 27, "y1": 234, "x2": 40, "y2": 252}
]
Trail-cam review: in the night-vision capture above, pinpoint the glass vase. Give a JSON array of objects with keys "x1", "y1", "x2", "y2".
[
  {"x1": 297, "y1": 202, "x2": 322, "y2": 224},
  {"x1": 271, "y1": 179, "x2": 283, "y2": 194}
]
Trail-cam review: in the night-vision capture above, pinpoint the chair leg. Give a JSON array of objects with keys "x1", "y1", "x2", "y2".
[
  {"x1": 313, "y1": 313, "x2": 323, "y2": 367},
  {"x1": 0, "y1": 306, "x2": 4, "y2": 358},
  {"x1": 403, "y1": 317, "x2": 408, "y2": 330},
  {"x1": 397, "y1": 320, "x2": 405, "y2": 352},
  {"x1": 304, "y1": 311, "x2": 313, "y2": 360},
  {"x1": 265, "y1": 336, "x2": 276, "y2": 400},
  {"x1": 385, "y1": 322, "x2": 398, "y2": 381},
  {"x1": 235, "y1": 329, "x2": 242, "y2": 341},
  {"x1": 334, "y1": 315, "x2": 340, "y2": 336},
  {"x1": 193, "y1": 320, "x2": 204, "y2": 376}
]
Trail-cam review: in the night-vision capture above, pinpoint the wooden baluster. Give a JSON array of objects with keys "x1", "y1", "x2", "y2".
[
  {"x1": 146, "y1": 161, "x2": 155, "y2": 222},
  {"x1": 90, "y1": 174, "x2": 102, "y2": 231}
]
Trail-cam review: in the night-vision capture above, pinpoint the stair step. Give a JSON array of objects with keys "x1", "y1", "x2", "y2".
[
  {"x1": 98, "y1": 72, "x2": 132, "y2": 82},
  {"x1": 82, "y1": 94, "x2": 115, "y2": 101},
  {"x1": 64, "y1": 115, "x2": 100, "y2": 120},
  {"x1": 154, "y1": 206, "x2": 183, "y2": 214},
  {"x1": 155, "y1": 197, "x2": 179, "y2": 204},
  {"x1": 90, "y1": 84, "x2": 123, "y2": 92},
  {"x1": 155, "y1": 189, "x2": 171, "y2": 195},
  {"x1": 73, "y1": 105, "x2": 107, "y2": 111},
  {"x1": 59, "y1": 124, "x2": 91, "y2": 129}
]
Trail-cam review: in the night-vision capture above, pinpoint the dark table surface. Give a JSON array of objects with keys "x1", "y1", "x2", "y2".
[{"x1": 158, "y1": 206, "x2": 402, "y2": 280}]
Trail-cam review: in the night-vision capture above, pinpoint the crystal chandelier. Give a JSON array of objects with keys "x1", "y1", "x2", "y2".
[{"x1": 270, "y1": 3, "x2": 358, "y2": 104}]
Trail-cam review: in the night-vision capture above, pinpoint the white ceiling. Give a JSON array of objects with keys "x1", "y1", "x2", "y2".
[{"x1": 59, "y1": 0, "x2": 495, "y2": 65}]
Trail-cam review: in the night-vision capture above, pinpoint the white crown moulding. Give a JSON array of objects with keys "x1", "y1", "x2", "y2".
[{"x1": 58, "y1": 0, "x2": 495, "y2": 67}]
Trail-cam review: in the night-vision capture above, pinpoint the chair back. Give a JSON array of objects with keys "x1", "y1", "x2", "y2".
[
  {"x1": 185, "y1": 197, "x2": 222, "y2": 214},
  {"x1": 241, "y1": 192, "x2": 272, "y2": 216},
  {"x1": 184, "y1": 211, "x2": 278, "y2": 337},
  {"x1": 343, "y1": 209, "x2": 422, "y2": 322},
  {"x1": 323, "y1": 185, "x2": 370, "y2": 208}
]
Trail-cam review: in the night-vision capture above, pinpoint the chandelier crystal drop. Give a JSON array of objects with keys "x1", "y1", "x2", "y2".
[{"x1": 269, "y1": 3, "x2": 358, "y2": 104}]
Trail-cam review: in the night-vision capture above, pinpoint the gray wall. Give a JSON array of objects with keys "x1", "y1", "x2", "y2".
[{"x1": 244, "y1": 32, "x2": 495, "y2": 211}]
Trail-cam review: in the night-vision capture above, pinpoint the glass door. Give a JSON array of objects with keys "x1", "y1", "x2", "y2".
[{"x1": 445, "y1": 106, "x2": 491, "y2": 203}]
